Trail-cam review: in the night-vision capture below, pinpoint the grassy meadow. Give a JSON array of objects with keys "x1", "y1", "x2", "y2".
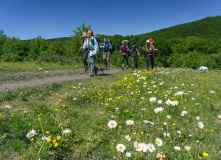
[
  {"x1": 0, "y1": 67, "x2": 220, "y2": 159},
  {"x1": 0, "y1": 61, "x2": 83, "y2": 72}
]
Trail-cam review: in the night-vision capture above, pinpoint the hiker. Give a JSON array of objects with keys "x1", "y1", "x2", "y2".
[
  {"x1": 130, "y1": 45, "x2": 139, "y2": 70},
  {"x1": 102, "y1": 37, "x2": 112, "y2": 68},
  {"x1": 119, "y1": 40, "x2": 130, "y2": 71},
  {"x1": 142, "y1": 40, "x2": 156, "y2": 70},
  {"x1": 80, "y1": 32, "x2": 88, "y2": 71},
  {"x1": 81, "y1": 30, "x2": 99, "y2": 77}
]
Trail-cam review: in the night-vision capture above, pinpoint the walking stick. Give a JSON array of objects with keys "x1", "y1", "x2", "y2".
[
  {"x1": 97, "y1": 51, "x2": 105, "y2": 75},
  {"x1": 79, "y1": 49, "x2": 87, "y2": 74}
]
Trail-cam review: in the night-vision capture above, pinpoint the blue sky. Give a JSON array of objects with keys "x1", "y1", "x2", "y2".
[{"x1": 1, "y1": 0, "x2": 220, "y2": 40}]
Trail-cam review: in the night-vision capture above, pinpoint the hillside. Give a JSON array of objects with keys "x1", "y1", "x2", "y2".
[
  {"x1": 141, "y1": 16, "x2": 221, "y2": 40},
  {"x1": 45, "y1": 16, "x2": 221, "y2": 42}
]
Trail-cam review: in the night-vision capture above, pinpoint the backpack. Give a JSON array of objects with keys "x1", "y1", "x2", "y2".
[
  {"x1": 111, "y1": 43, "x2": 115, "y2": 53},
  {"x1": 124, "y1": 40, "x2": 130, "y2": 46},
  {"x1": 109, "y1": 40, "x2": 115, "y2": 54},
  {"x1": 132, "y1": 45, "x2": 138, "y2": 50}
]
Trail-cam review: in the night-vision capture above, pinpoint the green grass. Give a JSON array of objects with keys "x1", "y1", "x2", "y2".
[
  {"x1": 0, "y1": 61, "x2": 84, "y2": 72},
  {"x1": 0, "y1": 68, "x2": 220, "y2": 159}
]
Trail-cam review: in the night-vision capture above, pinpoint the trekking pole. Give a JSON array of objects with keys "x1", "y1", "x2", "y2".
[
  {"x1": 79, "y1": 49, "x2": 87, "y2": 74},
  {"x1": 98, "y1": 51, "x2": 105, "y2": 75}
]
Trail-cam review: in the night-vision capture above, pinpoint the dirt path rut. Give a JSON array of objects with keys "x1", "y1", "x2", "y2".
[{"x1": 0, "y1": 69, "x2": 122, "y2": 93}]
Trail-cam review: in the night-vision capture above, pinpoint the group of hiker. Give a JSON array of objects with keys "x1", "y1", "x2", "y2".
[{"x1": 79, "y1": 30, "x2": 158, "y2": 77}]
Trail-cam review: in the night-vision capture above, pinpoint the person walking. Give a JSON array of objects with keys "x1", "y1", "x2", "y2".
[
  {"x1": 102, "y1": 37, "x2": 112, "y2": 68},
  {"x1": 81, "y1": 30, "x2": 99, "y2": 77},
  {"x1": 130, "y1": 45, "x2": 139, "y2": 69},
  {"x1": 119, "y1": 40, "x2": 130, "y2": 71},
  {"x1": 142, "y1": 40, "x2": 156, "y2": 70},
  {"x1": 80, "y1": 32, "x2": 89, "y2": 71}
]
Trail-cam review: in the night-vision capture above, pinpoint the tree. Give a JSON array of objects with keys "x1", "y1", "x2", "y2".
[
  {"x1": 72, "y1": 23, "x2": 91, "y2": 37},
  {"x1": 0, "y1": 30, "x2": 7, "y2": 41}
]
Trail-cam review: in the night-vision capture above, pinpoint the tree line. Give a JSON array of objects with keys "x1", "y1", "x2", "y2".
[{"x1": 0, "y1": 16, "x2": 220, "y2": 69}]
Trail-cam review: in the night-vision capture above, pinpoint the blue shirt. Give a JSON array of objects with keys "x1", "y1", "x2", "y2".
[{"x1": 102, "y1": 42, "x2": 111, "y2": 52}]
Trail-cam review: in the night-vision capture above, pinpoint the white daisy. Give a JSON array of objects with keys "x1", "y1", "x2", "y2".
[
  {"x1": 153, "y1": 85, "x2": 156, "y2": 88},
  {"x1": 150, "y1": 97, "x2": 157, "y2": 102},
  {"x1": 174, "y1": 146, "x2": 181, "y2": 151},
  {"x1": 196, "y1": 116, "x2": 200, "y2": 120},
  {"x1": 185, "y1": 146, "x2": 191, "y2": 151},
  {"x1": 116, "y1": 144, "x2": 126, "y2": 152},
  {"x1": 163, "y1": 132, "x2": 170, "y2": 137},
  {"x1": 26, "y1": 129, "x2": 36, "y2": 139},
  {"x1": 141, "y1": 97, "x2": 145, "y2": 100},
  {"x1": 156, "y1": 153, "x2": 162, "y2": 158},
  {"x1": 141, "y1": 143, "x2": 148, "y2": 152},
  {"x1": 135, "y1": 143, "x2": 143, "y2": 152},
  {"x1": 158, "y1": 100, "x2": 162, "y2": 104},
  {"x1": 143, "y1": 120, "x2": 154, "y2": 125},
  {"x1": 126, "y1": 120, "x2": 134, "y2": 125},
  {"x1": 62, "y1": 129, "x2": 71, "y2": 134},
  {"x1": 154, "y1": 107, "x2": 164, "y2": 113},
  {"x1": 126, "y1": 152, "x2": 131, "y2": 157},
  {"x1": 218, "y1": 115, "x2": 221, "y2": 119},
  {"x1": 171, "y1": 101, "x2": 179, "y2": 106},
  {"x1": 175, "y1": 91, "x2": 184, "y2": 96},
  {"x1": 177, "y1": 130, "x2": 181, "y2": 134},
  {"x1": 210, "y1": 91, "x2": 214, "y2": 93},
  {"x1": 134, "y1": 141, "x2": 138, "y2": 147},
  {"x1": 167, "y1": 115, "x2": 171, "y2": 119},
  {"x1": 125, "y1": 135, "x2": 131, "y2": 141},
  {"x1": 41, "y1": 136, "x2": 50, "y2": 141},
  {"x1": 4, "y1": 105, "x2": 11, "y2": 108},
  {"x1": 165, "y1": 100, "x2": 172, "y2": 105},
  {"x1": 155, "y1": 138, "x2": 163, "y2": 146},
  {"x1": 181, "y1": 111, "x2": 188, "y2": 115},
  {"x1": 147, "y1": 143, "x2": 156, "y2": 152},
  {"x1": 198, "y1": 122, "x2": 204, "y2": 129},
  {"x1": 107, "y1": 120, "x2": 117, "y2": 128}
]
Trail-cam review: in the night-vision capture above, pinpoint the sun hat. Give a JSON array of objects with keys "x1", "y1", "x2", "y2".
[
  {"x1": 81, "y1": 32, "x2": 87, "y2": 37},
  {"x1": 146, "y1": 40, "x2": 150, "y2": 43}
]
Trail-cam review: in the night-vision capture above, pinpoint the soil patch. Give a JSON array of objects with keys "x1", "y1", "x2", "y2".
[{"x1": 0, "y1": 69, "x2": 122, "y2": 93}]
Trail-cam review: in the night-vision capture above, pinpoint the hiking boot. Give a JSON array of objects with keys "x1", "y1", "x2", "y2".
[{"x1": 90, "y1": 74, "x2": 94, "y2": 77}]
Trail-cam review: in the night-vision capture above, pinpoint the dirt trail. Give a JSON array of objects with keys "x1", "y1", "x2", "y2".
[{"x1": 0, "y1": 69, "x2": 122, "y2": 93}]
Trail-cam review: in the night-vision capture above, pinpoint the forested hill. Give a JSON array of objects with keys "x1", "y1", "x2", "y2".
[
  {"x1": 140, "y1": 16, "x2": 221, "y2": 39},
  {"x1": 46, "y1": 16, "x2": 221, "y2": 42}
]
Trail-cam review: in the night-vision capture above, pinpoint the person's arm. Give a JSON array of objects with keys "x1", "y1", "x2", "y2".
[
  {"x1": 92, "y1": 38, "x2": 99, "y2": 56},
  {"x1": 152, "y1": 45, "x2": 156, "y2": 52},
  {"x1": 119, "y1": 46, "x2": 121, "y2": 54},
  {"x1": 82, "y1": 38, "x2": 87, "y2": 50},
  {"x1": 137, "y1": 48, "x2": 139, "y2": 56},
  {"x1": 143, "y1": 46, "x2": 148, "y2": 53},
  {"x1": 109, "y1": 43, "x2": 112, "y2": 50}
]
